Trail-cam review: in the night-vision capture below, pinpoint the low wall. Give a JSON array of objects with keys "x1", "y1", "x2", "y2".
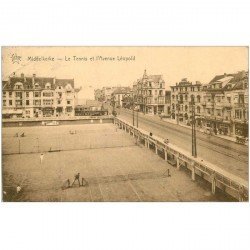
[
  {"x1": 2, "y1": 116, "x2": 114, "y2": 127},
  {"x1": 114, "y1": 117, "x2": 249, "y2": 202}
]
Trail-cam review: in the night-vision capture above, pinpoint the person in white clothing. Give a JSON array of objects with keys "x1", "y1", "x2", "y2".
[{"x1": 40, "y1": 153, "x2": 44, "y2": 164}]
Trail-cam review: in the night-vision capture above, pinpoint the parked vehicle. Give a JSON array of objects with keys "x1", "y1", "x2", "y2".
[
  {"x1": 42, "y1": 121, "x2": 59, "y2": 126},
  {"x1": 236, "y1": 136, "x2": 247, "y2": 144}
]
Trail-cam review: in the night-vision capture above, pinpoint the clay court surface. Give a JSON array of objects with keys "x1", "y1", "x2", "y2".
[{"x1": 2, "y1": 123, "x2": 233, "y2": 201}]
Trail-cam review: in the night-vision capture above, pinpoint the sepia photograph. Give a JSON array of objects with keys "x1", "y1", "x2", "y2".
[{"x1": 1, "y1": 46, "x2": 249, "y2": 202}]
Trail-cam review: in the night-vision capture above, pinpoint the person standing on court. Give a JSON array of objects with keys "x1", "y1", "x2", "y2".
[
  {"x1": 40, "y1": 153, "x2": 44, "y2": 164},
  {"x1": 71, "y1": 173, "x2": 81, "y2": 187}
]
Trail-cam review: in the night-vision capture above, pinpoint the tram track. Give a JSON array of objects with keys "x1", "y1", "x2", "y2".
[{"x1": 119, "y1": 110, "x2": 248, "y2": 165}]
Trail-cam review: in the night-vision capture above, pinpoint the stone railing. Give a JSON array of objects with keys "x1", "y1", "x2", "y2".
[{"x1": 114, "y1": 117, "x2": 248, "y2": 201}]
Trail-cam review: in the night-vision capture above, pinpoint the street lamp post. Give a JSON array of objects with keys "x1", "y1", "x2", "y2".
[
  {"x1": 177, "y1": 101, "x2": 180, "y2": 125},
  {"x1": 190, "y1": 100, "x2": 197, "y2": 157},
  {"x1": 136, "y1": 108, "x2": 139, "y2": 128}
]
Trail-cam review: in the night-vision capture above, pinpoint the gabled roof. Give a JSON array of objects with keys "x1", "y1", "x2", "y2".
[
  {"x1": 113, "y1": 87, "x2": 131, "y2": 94},
  {"x1": 55, "y1": 79, "x2": 74, "y2": 88},
  {"x1": 147, "y1": 75, "x2": 164, "y2": 83},
  {"x1": 3, "y1": 74, "x2": 75, "y2": 90}
]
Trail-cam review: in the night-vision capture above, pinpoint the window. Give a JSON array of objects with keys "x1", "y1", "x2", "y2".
[
  {"x1": 43, "y1": 99, "x2": 53, "y2": 106},
  {"x1": 67, "y1": 100, "x2": 71, "y2": 105},
  {"x1": 160, "y1": 84, "x2": 162, "y2": 88},
  {"x1": 197, "y1": 106, "x2": 201, "y2": 114},
  {"x1": 3, "y1": 100, "x2": 6, "y2": 106},
  {"x1": 235, "y1": 110, "x2": 242, "y2": 119},
  {"x1": 33, "y1": 100, "x2": 41, "y2": 106},
  {"x1": 3, "y1": 92, "x2": 6, "y2": 98},
  {"x1": 58, "y1": 100, "x2": 61, "y2": 104},
  {"x1": 26, "y1": 92, "x2": 29, "y2": 98},
  {"x1": 26, "y1": 100, "x2": 30, "y2": 105},
  {"x1": 35, "y1": 83, "x2": 39, "y2": 89},
  {"x1": 155, "y1": 90, "x2": 157, "y2": 95},
  {"x1": 43, "y1": 92, "x2": 53, "y2": 97},
  {"x1": 9, "y1": 100, "x2": 12, "y2": 106},
  {"x1": 15, "y1": 100, "x2": 22, "y2": 107},
  {"x1": 15, "y1": 92, "x2": 22, "y2": 98},
  {"x1": 15, "y1": 83, "x2": 23, "y2": 89},
  {"x1": 34, "y1": 92, "x2": 41, "y2": 97},
  {"x1": 45, "y1": 83, "x2": 51, "y2": 89},
  {"x1": 9, "y1": 92, "x2": 12, "y2": 98},
  {"x1": 197, "y1": 95, "x2": 201, "y2": 103}
]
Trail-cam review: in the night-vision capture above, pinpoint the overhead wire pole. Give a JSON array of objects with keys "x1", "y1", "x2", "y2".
[{"x1": 191, "y1": 100, "x2": 197, "y2": 157}]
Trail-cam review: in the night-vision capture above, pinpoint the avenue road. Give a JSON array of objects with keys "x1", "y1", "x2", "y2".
[{"x1": 117, "y1": 108, "x2": 248, "y2": 181}]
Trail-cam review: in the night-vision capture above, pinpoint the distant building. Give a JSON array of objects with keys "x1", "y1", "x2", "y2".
[
  {"x1": 111, "y1": 87, "x2": 132, "y2": 108},
  {"x1": 164, "y1": 90, "x2": 171, "y2": 117},
  {"x1": 2, "y1": 73, "x2": 81, "y2": 118},
  {"x1": 133, "y1": 70, "x2": 166, "y2": 114},
  {"x1": 94, "y1": 89, "x2": 105, "y2": 102},
  {"x1": 74, "y1": 100, "x2": 108, "y2": 116}
]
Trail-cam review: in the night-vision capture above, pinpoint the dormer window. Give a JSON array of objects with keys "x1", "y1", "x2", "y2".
[
  {"x1": 45, "y1": 83, "x2": 51, "y2": 89},
  {"x1": 65, "y1": 84, "x2": 72, "y2": 92},
  {"x1": 35, "y1": 83, "x2": 40, "y2": 89},
  {"x1": 15, "y1": 82, "x2": 23, "y2": 90}
]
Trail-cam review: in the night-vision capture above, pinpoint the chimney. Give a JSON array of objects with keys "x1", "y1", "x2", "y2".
[
  {"x1": 224, "y1": 73, "x2": 227, "y2": 77},
  {"x1": 13, "y1": 72, "x2": 16, "y2": 76},
  {"x1": 32, "y1": 74, "x2": 36, "y2": 85},
  {"x1": 21, "y1": 73, "x2": 24, "y2": 78}
]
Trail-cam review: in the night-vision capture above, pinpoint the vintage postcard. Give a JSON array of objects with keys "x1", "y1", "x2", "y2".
[{"x1": 1, "y1": 46, "x2": 248, "y2": 202}]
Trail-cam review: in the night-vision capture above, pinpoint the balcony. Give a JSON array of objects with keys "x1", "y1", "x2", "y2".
[{"x1": 234, "y1": 103, "x2": 246, "y2": 108}]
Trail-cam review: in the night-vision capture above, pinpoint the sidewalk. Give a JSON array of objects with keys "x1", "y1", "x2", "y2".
[{"x1": 162, "y1": 117, "x2": 247, "y2": 145}]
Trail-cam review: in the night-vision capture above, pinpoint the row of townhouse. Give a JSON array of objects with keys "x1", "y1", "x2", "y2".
[
  {"x1": 2, "y1": 73, "x2": 81, "y2": 118},
  {"x1": 170, "y1": 71, "x2": 248, "y2": 137},
  {"x1": 94, "y1": 70, "x2": 172, "y2": 116}
]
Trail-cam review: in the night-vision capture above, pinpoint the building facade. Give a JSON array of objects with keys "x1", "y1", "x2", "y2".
[
  {"x1": 170, "y1": 72, "x2": 248, "y2": 137},
  {"x1": 202, "y1": 71, "x2": 248, "y2": 136},
  {"x1": 133, "y1": 70, "x2": 166, "y2": 114},
  {"x1": 170, "y1": 78, "x2": 204, "y2": 126},
  {"x1": 111, "y1": 87, "x2": 132, "y2": 108},
  {"x1": 2, "y1": 73, "x2": 81, "y2": 118}
]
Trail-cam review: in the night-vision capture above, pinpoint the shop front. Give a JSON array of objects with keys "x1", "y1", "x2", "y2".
[
  {"x1": 42, "y1": 107, "x2": 55, "y2": 117},
  {"x1": 235, "y1": 122, "x2": 248, "y2": 137}
]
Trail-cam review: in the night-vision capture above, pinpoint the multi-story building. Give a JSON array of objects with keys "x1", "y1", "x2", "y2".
[
  {"x1": 170, "y1": 78, "x2": 204, "y2": 126},
  {"x1": 102, "y1": 87, "x2": 117, "y2": 102},
  {"x1": 111, "y1": 87, "x2": 132, "y2": 108},
  {"x1": 94, "y1": 89, "x2": 105, "y2": 102},
  {"x1": 2, "y1": 73, "x2": 81, "y2": 118},
  {"x1": 202, "y1": 71, "x2": 248, "y2": 136},
  {"x1": 133, "y1": 70, "x2": 166, "y2": 114},
  {"x1": 164, "y1": 90, "x2": 171, "y2": 117}
]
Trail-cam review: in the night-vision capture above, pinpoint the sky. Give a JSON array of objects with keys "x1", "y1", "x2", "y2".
[{"x1": 2, "y1": 47, "x2": 248, "y2": 99}]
